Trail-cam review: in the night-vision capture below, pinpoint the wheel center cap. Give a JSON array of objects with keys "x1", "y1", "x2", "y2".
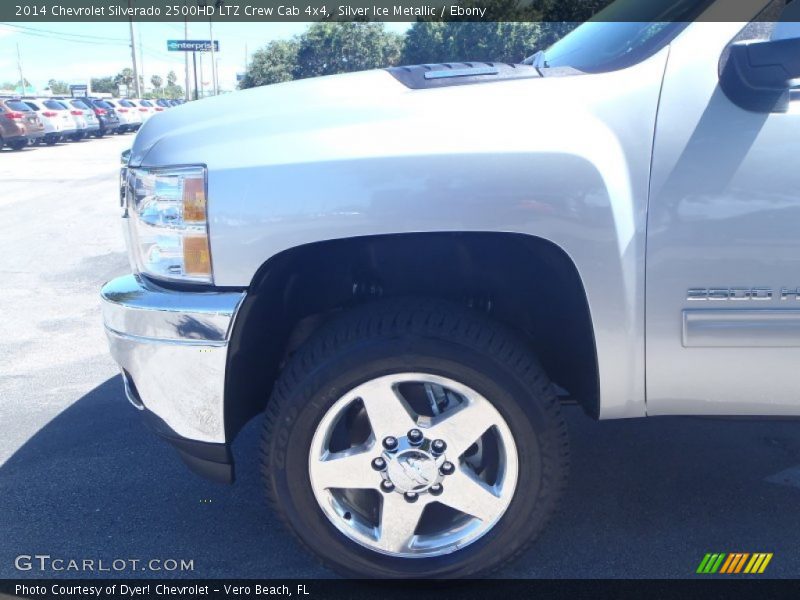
[{"x1": 386, "y1": 449, "x2": 438, "y2": 492}]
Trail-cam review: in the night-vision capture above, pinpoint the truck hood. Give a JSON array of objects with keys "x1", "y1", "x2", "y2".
[
  {"x1": 129, "y1": 69, "x2": 416, "y2": 167},
  {"x1": 128, "y1": 64, "x2": 544, "y2": 168}
]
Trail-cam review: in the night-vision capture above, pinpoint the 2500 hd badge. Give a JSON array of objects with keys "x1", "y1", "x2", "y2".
[{"x1": 687, "y1": 287, "x2": 800, "y2": 300}]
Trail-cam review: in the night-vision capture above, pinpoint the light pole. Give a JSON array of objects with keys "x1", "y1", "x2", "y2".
[
  {"x1": 208, "y1": 12, "x2": 217, "y2": 95},
  {"x1": 199, "y1": 50, "x2": 204, "y2": 98},
  {"x1": 213, "y1": 1, "x2": 224, "y2": 93},
  {"x1": 192, "y1": 51, "x2": 199, "y2": 100},
  {"x1": 16, "y1": 43, "x2": 26, "y2": 95},
  {"x1": 198, "y1": 0, "x2": 217, "y2": 95},
  {"x1": 184, "y1": 0, "x2": 190, "y2": 100},
  {"x1": 127, "y1": 0, "x2": 141, "y2": 97},
  {"x1": 138, "y1": 23, "x2": 146, "y2": 96}
]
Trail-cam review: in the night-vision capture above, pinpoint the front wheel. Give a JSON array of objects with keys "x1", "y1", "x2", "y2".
[{"x1": 261, "y1": 298, "x2": 569, "y2": 578}]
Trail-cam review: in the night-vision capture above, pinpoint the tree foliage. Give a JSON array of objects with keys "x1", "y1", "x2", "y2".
[
  {"x1": 403, "y1": 22, "x2": 546, "y2": 64},
  {"x1": 293, "y1": 22, "x2": 403, "y2": 79},
  {"x1": 163, "y1": 71, "x2": 184, "y2": 99},
  {"x1": 11, "y1": 78, "x2": 33, "y2": 91},
  {"x1": 398, "y1": 13, "x2": 580, "y2": 65},
  {"x1": 400, "y1": 22, "x2": 447, "y2": 65},
  {"x1": 48, "y1": 79, "x2": 70, "y2": 95},
  {"x1": 239, "y1": 5, "x2": 612, "y2": 90},
  {"x1": 534, "y1": 0, "x2": 612, "y2": 21},
  {"x1": 241, "y1": 23, "x2": 403, "y2": 89},
  {"x1": 114, "y1": 68, "x2": 135, "y2": 90},
  {"x1": 85, "y1": 71, "x2": 182, "y2": 99},
  {"x1": 239, "y1": 39, "x2": 300, "y2": 88}
]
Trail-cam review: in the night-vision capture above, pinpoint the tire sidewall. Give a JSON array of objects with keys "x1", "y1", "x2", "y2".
[{"x1": 267, "y1": 334, "x2": 559, "y2": 578}]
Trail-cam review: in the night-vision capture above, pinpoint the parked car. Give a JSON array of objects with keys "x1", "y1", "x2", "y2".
[
  {"x1": 101, "y1": 2, "x2": 800, "y2": 580},
  {"x1": 85, "y1": 98, "x2": 122, "y2": 136},
  {"x1": 129, "y1": 99, "x2": 157, "y2": 122},
  {"x1": 155, "y1": 99, "x2": 173, "y2": 109},
  {"x1": 138, "y1": 99, "x2": 163, "y2": 115},
  {"x1": 50, "y1": 100, "x2": 86, "y2": 141},
  {"x1": 104, "y1": 98, "x2": 141, "y2": 133},
  {"x1": 0, "y1": 97, "x2": 45, "y2": 150},
  {"x1": 66, "y1": 98, "x2": 101, "y2": 138},
  {"x1": 21, "y1": 97, "x2": 76, "y2": 145},
  {"x1": 51, "y1": 98, "x2": 99, "y2": 141}
]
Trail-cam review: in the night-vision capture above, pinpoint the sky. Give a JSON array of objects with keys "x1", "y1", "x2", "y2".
[{"x1": 0, "y1": 21, "x2": 410, "y2": 94}]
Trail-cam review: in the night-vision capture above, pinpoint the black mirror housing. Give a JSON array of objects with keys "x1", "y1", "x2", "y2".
[{"x1": 720, "y1": 37, "x2": 800, "y2": 112}]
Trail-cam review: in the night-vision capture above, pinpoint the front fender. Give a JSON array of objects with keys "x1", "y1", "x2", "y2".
[{"x1": 205, "y1": 48, "x2": 669, "y2": 419}]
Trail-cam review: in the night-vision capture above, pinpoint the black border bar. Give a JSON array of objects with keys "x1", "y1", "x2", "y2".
[
  {"x1": 4, "y1": 579, "x2": 800, "y2": 600},
  {"x1": 2, "y1": 0, "x2": 800, "y2": 22}
]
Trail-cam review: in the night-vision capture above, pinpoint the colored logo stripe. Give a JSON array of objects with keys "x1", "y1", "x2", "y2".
[
  {"x1": 719, "y1": 553, "x2": 749, "y2": 573},
  {"x1": 697, "y1": 553, "x2": 773, "y2": 574},
  {"x1": 744, "y1": 553, "x2": 773, "y2": 574},
  {"x1": 697, "y1": 553, "x2": 725, "y2": 574}
]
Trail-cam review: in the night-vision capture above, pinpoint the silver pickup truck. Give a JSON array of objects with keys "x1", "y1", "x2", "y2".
[{"x1": 101, "y1": 0, "x2": 799, "y2": 579}]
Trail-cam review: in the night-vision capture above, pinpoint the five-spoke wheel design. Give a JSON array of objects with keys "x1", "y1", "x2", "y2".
[{"x1": 309, "y1": 373, "x2": 518, "y2": 558}]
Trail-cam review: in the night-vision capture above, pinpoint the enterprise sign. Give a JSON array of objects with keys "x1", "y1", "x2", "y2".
[{"x1": 167, "y1": 40, "x2": 219, "y2": 52}]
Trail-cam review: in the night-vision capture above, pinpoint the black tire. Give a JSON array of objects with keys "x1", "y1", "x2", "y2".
[
  {"x1": 9, "y1": 140, "x2": 26, "y2": 151},
  {"x1": 261, "y1": 297, "x2": 569, "y2": 578}
]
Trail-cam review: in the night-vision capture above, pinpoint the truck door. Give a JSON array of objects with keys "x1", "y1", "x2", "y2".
[{"x1": 646, "y1": 11, "x2": 800, "y2": 415}]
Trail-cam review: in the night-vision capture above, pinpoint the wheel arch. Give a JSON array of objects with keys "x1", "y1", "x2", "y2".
[{"x1": 224, "y1": 231, "x2": 599, "y2": 441}]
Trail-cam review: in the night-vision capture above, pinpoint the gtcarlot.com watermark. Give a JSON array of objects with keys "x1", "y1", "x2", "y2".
[{"x1": 15, "y1": 554, "x2": 194, "y2": 573}]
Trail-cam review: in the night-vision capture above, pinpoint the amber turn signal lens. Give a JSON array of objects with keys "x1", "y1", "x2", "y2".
[
  {"x1": 183, "y1": 235, "x2": 212, "y2": 276},
  {"x1": 183, "y1": 176, "x2": 206, "y2": 223}
]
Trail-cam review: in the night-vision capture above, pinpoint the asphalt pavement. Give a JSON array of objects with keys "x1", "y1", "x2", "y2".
[{"x1": 1, "y1": 135, "x2": 799, "y2": 579}]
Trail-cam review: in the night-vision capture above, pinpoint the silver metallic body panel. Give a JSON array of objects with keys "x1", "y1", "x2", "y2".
[{"x1": 646, "y1": 22, "x2": 800, "y2": 415}]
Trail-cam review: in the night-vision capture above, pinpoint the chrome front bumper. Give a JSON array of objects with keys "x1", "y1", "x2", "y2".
[{"x1": 100, "y1": 274, "x2": 245, "y2": 445}]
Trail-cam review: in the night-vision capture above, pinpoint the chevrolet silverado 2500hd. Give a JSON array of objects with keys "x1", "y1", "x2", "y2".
[{"x1": 100, "y1": 0, "x2": 800, "y2": 578}]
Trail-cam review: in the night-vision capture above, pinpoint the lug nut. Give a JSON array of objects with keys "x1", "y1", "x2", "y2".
[
  {"x1": 429, "y1": 483, "x2": 443, "y2": 496},
  {"x1": 439, "y1": 461, "x2": 455, "y2": 476},
  {"x1": 431, "y1": 439, "x2": 447, "y2": 455},
  {"x1": 407, "y1": 429, "x2": 423, "y2": 445},
  {"x1": 380, "y1": 480, "x2": 395, "y2": 493},
  {"x1": 382, "y1": 436, "x2": 398, "y2": 452},
  {"x1": 371, "y1": 457, "x2": 387, "y2": 471},
  {"x1": 404, "y1": 491, "x2": 419, "y2": 503}
]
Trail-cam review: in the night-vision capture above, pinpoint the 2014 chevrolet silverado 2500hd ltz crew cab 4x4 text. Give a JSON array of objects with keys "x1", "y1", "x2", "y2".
[{"x1": 100, "y1": 0, "x2": 800, "y2": 579}]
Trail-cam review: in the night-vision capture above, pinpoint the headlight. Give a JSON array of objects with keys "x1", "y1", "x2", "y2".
[{"x1": 125, "y1": 165, "x2": 212, "y2": 283}]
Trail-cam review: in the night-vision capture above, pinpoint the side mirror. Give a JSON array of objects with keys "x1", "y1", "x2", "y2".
[{"x1": 720, "y1": 36, "x2": 800, "y2": 112}]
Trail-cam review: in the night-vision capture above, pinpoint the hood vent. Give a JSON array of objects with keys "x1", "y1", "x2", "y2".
[{"x1": 387, "y1": 62, "x2": 540, "y2": 89}]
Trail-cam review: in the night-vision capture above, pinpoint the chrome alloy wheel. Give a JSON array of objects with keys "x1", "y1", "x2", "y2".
[{"x1": 308, "y1": 373, "x2": 519, "y2": 558}]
